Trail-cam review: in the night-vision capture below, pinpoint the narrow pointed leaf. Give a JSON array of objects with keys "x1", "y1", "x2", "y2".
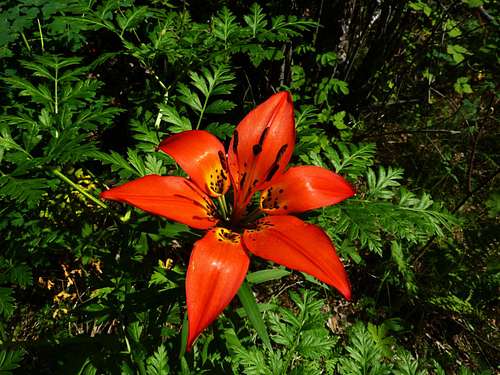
[
  {"x1": 246, "y1": 268, "x2": 291, "y2": 284},
  {"x1": 237, "y1": 281, "x2": 272, "y2": 349},
  {"x1": 179, "y1": 311, "x2": 188, "y2": 359}
]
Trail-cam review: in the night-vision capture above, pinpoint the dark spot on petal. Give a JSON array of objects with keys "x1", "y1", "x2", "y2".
[
  {"x1": 239, "y1": 172, "x2": 247, "y2": 189},
  {"x1": 218, "y1": 150, "x2": 228, "y2": 170},
  {"x1": 275, "y1": 144, "x2": 288, "y2": 164},
  {"x1": 265, "y1": 164, "x2": 279, "y2": 182},
  {"x1": 232, "y1": 130, "x2": 239, "y2": 153},
  {"x1": 259, "y1": 127, "x2": 270, "y2": 146},
  {"x1": 252, "y1": 144, "x2": 262, "y2": 156}
]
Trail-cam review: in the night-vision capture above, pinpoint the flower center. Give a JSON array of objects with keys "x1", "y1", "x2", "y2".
[
  {"x1": 211, "y1": 189, "x2": 264, "y2": 232},
  {"x1": 214, "y1": 227, "x2": 241, "y2": 244}
]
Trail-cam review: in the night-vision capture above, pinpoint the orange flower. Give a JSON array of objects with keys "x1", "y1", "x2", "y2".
[{"x1": 101, "y1": 92, "x2": 354, "y2": 350}]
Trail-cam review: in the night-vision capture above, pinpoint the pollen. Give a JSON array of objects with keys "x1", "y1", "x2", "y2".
[{"x1": 215, "y1": 228, "x2": 241, "y2": 244}]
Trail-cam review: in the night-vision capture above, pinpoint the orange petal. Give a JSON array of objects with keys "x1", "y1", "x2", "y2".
[
  {"x1": 243, "y1": 215, "x2": 351, "y2": 299},
  {"x1": 186, "y1": 228, "x2": 249, "y2": 350},
  {"x1": 159, "y1": 130, "x2": 230, "y2": 197},
  {"x1": 260, "y1": 166, "x2": 355, "y2": 214},
  {"x1": 228, "y1": 92, "x2": 295, "y2": 217},
  {"x1": 100, "y1": 175, "x2": 218, "y2": 229}
]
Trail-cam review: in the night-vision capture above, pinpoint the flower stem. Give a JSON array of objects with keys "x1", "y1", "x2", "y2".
[{"x1": 52, "y1": 168, "x2": 108, "y2": 209}]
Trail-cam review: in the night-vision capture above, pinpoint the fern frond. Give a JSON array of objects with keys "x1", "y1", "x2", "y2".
[
  {"x1": 0, "y1": 349, "x2": 24, "y2": 375},
  {"x1": 0, "y1": 175, "x2": 47, "y2": 205},
  {"x1": 0, "y1": 288, "x2": 15, "y2": 319},
  {"x1": 146, "y1": 345, "x2": 170, "y2": 375}
]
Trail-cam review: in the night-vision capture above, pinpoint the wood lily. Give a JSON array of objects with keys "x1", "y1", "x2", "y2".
[{"x1": 100, "y1": 92, "x2": 355, "y2": 350}]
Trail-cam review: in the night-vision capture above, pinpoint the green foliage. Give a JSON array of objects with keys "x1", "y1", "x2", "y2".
[
  {"x1": 0, "y1": 349, "x2": 24, "y2": 374},
  {"x1": 0, "y1": 0, "x2": 497, "y2": 373},
  {"x1": 0, "y1": 54, "x2": 121, "y2": 205},
  {"x1": 160, "y1": 63, "x2": 236, "y2": 132},
  {"x1": 0, "y1": 288, "x2": 15, "y2": 320},
  {"x1": 338, "y1": 322, "x2": 392, "y2": 375},
  {"x1": 227, "y1": 290, "x2": 339, "y2": 374},
  {"x1": 146, "y1": 345, "x2": 170, "y2": 375}
]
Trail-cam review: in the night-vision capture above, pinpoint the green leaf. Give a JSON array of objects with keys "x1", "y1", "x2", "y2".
[
  {"x1": 205, "y1": 122, "x2": 235, "y2": 140},
  {"x1": 179, "y1": 312, "x2": 188, "y2": 359},
  {"x1": 205, "y1": 99, "x2": 236, "y2": 114},
  {"x1": 244, "y1": 3, "x2": 267, "y2": 38},
  {"x1": 409, "y1": 1, "x2": 433, "y2": 17},
  {"x1": 1, "y1": 263, "x2": 33, "y2": 288},
  {"x1": 92, "y1": 150, "x2": 137, "y2": 176},
  {"x1": 237, "y1": 282, "x2": 271, "y2": 349},
  {"x1": 127, "y1": 321, "x2": 143, "y2": 343},
  {"x1": 159, "y1": 105, "x2": 192, "y2": 133},
  {"x1": 146, "y1": 345, "x2": 170, "y2": 375},
  {"x1": 0, "y1": 288, "x2": 15, "y2": 319},
  {"x1": 0, "y1": 176, "x2": 48, "y2": 205},
  {"x1": 446, "y1": 44, "x2": 470, "y2": 64},
  {"x1": 338, "y1": 322, "x2": 392, "y2": 374},
  {"x1": 127, "y1": 149, "x2": 147, "y2": 176},
  {"x1": 177, "y1": 83, "x2": 203, "y2": 112},
  {"x1": 0, "y1": 349, "x2": 24, "y2": 374},
  {"x1": 366, "y1": 166, "x2": 404, "y2": 200},
  {"x1": 462, "y1": 0, "x2": 483, "y2": 8},
  {"x1": 116, "y1": 7, "x2": 149, "y2": 35},
  {"x1": 247, "y1": 268, "x2": 291, "y2": 284},
  {"x1": 453, "y1": 77, "x2": 473, "y2": 94},
  {"x1": 333, "y1": 111, "x2": 348, "y2": 129}
]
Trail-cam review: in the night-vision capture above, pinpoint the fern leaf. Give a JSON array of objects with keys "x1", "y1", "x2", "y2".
[
  {"x1": 0, "y1": 176, "x2": 47, "y2": 205},
  {"x1": 0, "y1": 349, "x2": 24, "y2": 374},
  {"x1": 158, "y1": 104, "x2": 192, "y2": 133},
  {"x1": 0, "y1": 288, "x2": 15, "y2": 319},
  {"x1": 146, "y1": 345, "x2": 170, "y2": 375}
]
